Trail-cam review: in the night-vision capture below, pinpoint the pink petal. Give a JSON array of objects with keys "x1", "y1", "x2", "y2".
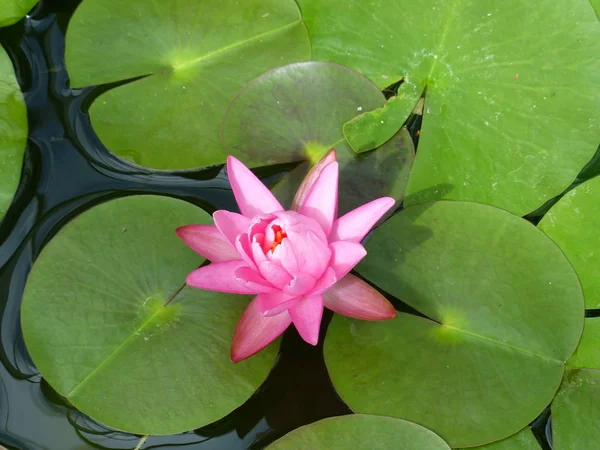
[
  {"x1": 289, "y1": 230, "x2": 332, "y2": 278},
  {"x1": 213, "y1": 210, "x2": 250, "y2": 247},
  {"x1": 310, "y1": 267, "x2": 337, "y2": 296},
  {"x1": 257, "y1": 291, "x2": 300, "y2": 317},
  {"x1": 323, "y1": 274, "x2": 397, "y2": 320},
  {"x1": 235, "y1": 233, "x2": 257, "y2": 271},
  {"x1": 187, "y1": 261, "x2": 262, "y2": 294},
  {"x1": 298, "y1": 162, "x2": 339, "y2": 236},
  {"x1": 289, "y1": 295, "x2": 324, "y2": 346},
  {"x1": 235, "y1": 266, "x2": 277, "y2": 293},
  {"x1": 231, "y1": 296, "x2": 292, "y2": 362},
  {"x1": 330, "y1": 197, "x2": 395, "y2": 243},
  {"x1": 292, "y1": 149, "x2": 337, "y2": 211},
  {"x1": 329, "y1": 241, "x2": 367, "y2": 279},
  {"x1": 227, "y1": 156, "x2": 283, "y2": 217},
  {"x1": 176, "y1": 225, "x2": 239, "y2": 262},
  {"x1": 258, "y1": 260, "x2": 293, "y2": 289},
  {"x1": 283, "y1": 272, "x2": 317, "y2": 296},
  {"x1": 269, "y1": 238, "x2": 299, "y2": 275}
]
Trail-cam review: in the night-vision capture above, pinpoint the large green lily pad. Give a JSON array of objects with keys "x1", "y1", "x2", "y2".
[
  {"x1": 298, "y1": 0, "x2": 600, "y2": 215},
  {"x1": 325, "y1": 201, "x2": 583, "y2": 447},
  {"x1": 0, "y1": 47, "x2": 27, "y2": 220},
  {"x1": 21, "y1": 195, "x2": 278, "y2": 435},
  {"x1": 221, "y1": 61, "x2": 415, "y2": 214},
  {"x1": 591, "y1": 0, "x2": 600, "y2": 19},
  {"x1": 567, "y1": 319, "x2": 600, "y2": 370},
  {"x1": 467, "y1": 428, "x2": 540, "y2": 450},
  {"x1": 267, "y1": 415, "x2": 451, "y2": 449},
  {"x1": 0, "y1": 0, "x2": 37, "y2": 26},
  {"x1": 552, "y1": 369, "x2": 600, "y2": 450},
  {"x1": 538, "y1": 176, "x2": 600, "y2": 308},
  {"x1": 65, "y1": 0, "x2": 310, "y2": 170}
]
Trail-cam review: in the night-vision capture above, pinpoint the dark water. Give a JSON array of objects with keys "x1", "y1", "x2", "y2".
[{"x1": 0, "y1": 0, "x2": 566, "y2": 448}]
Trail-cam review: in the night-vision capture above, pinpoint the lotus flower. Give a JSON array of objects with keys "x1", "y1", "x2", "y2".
[{"x1": 176, "y1": 151, "x2": 397, "y2": 362}]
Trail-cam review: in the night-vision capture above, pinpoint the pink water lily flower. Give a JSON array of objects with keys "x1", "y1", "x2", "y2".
[{"x1": 176, "y1": 151, "x2": 397, "y2": 362}]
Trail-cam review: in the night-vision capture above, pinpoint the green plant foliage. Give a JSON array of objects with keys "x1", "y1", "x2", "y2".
[
  {"x1": 343, "y1": 85, "x2": 422, "y2": 153},
  {"x1": 267, "y1": 415, "x2": 451, "y2": 449},
  {"x1": 65, "y1": 0, "x2": 310, "y2": 170},
  {"x1": 325, "y1": 201, "x2": 584, "y2": 447},
  {"x1": 466, "y1": 428, "x2": 540, "y2": 450},
  {"x1": 538, "y1": 176, "x2": 600, "y2": 308},
  {"x1": 298, "y1": 0, "x2": 600, "y2": 215},
  {"x1": 20, "y1": 196, "x2": 278, "y2": 435},
  {"x1": 0, "y1": 0, "x2": 37, "y2": 26},
  {"x1": 552, "y1": 369, "x2": 600, "y2": 450},
  {"x1": 590, "y1": 0, "x2": 600, "y2": 19},
  {"x1": 567, "y1": 319, "x2": 600, "y2": 370},
  {"x1": 221, "y1": 61, "x2": 415, "y2": 214},
  {"x1": 0, "y1": 47, "x2": 27, "y2": 221}
]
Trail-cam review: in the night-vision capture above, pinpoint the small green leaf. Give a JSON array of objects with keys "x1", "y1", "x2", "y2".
[
  {"x1": 567, "y1": 319, "x2": 600, "y2": 370},
  {"x1": 65, "y1": 0, "x2": 311, "y2": 169},
  {"x1": 21, "y1": 196, "x2": 278, "y2": 435},
  {"x1": 552, "y1": 369, "x2": 600, "y2": 450},
  {"x1": 267, "y1": 415, "x2": 451, "y2": 449},
  {"x1": 0, "y1": 0, "x2": 37, "y2": 26},
  {"x1": 464, "y1": 428, "x2": 541, "y2": 450},
  {"x1": 325, "y1": 201, "x2": 584, "y2": 447},
  {"x1": 343, "y1": 85, "x2": 421, "y2": 153},
  {"x1": 298, "y1": 0, "x2": 600, "y2": 215},
  {"x1": 221, "y1": 61, "x2": 415, "y2": 214},
  {"x1": 0, "y1": 47, "x2": 27, "y2": 221},
  {"x1": 539, "y1": 177, "x2": 600, "y2": 308}
]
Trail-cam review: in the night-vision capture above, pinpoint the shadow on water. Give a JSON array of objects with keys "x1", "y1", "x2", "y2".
[{"x1": 0, "y1": 0, "x2": 556, "y2": 449}]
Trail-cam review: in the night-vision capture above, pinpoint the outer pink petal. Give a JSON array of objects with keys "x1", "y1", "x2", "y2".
[
  {"x1": 213, "y1": 210, "x2": 250, "y2": 247},
  {"x1": 292, "y1": 149, "x2": 337, "y2": 211},
  {"x1": 176, "y1": 225, "x2": 239, "y2": 262},
  {"x1": 330, "y1": 197, "x2": 395, "y2": 243},
  {"x1": 289, "y1": 295, "x2": 324, "y2": 346},
  {"x1": 329, "y1": 241, "x2": 367, "y2": 279},
  {"x1": 235, "y1": 266, "x2": 277, "y2": 293},
  {"x1": 187, "y1": 261, "x2": 263, "y2": 294},
  {"x1": 258, "y1": 260, "x2": 293, "y2": 289},
  {"x1": 257, "y1": 291, "x2": 300, "y2": 317},
  {"x1": 227, "y1": 156, "x2": 283, "y2": 217},
  {"x1": 323, "y1": 274, "x2": 397, "y2": 320},
  {"x1": 231, "y1": 296, "x2": 291, "y2": 363},
  {"x1": 309, "y1": 267, "x2": 337, "y2": 296},
  {"x1": 298, "y1": 162, "x2": 339, "y2": 236}
]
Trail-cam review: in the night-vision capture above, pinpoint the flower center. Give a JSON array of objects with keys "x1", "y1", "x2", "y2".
[{"x1": 270, "y1": 225, "x2": 287, "y2": 252}]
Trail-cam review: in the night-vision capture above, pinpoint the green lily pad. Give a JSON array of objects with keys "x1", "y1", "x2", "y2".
[
  {"x1": 552, "y1": 369, "x2": 600, "y2": 450},
  {"x1": 267, "y1": 414, "x2": 451, "y2": 449},
  {"x1": 343, "y1": 84, "x2": 422, "y2": 153},
  {"x1": 567, "y1": 319, "x2": 600, "y2": 370},
  {"x1": 0, "y1": 47, "x2": 27, "y2": 220},
  {"x1": 0, "y1": 0, "x2": 37, "y2": 26},
  {"x1": 591, "y1": 0, "x2": 600, "y2": 19},
  {"x1": 221, "y1": 61, "x2": 415, "y2": 214},
  {"x1": 298, "y1": 0, "x2": 600, "y2": 215},
  {"x1": 466, "y1": 428, "x2": 540, "y2": 450},
  {"x1": 325, "y1": 201, "x2": 583, "y2": 447},
  {"x1": 65, "y1": 0, "x2": 310, "y2": 170},
  {"x1": 21, "y1": 195, "x2": 278, "y2": 435},
  {"x1": 538, "y1": 176, "x2": 600, "y2": 308}
]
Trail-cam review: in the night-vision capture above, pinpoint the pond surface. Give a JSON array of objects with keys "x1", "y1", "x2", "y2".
[{"x1": 0, "y1": 1, "x2": 552, "y2": 449}]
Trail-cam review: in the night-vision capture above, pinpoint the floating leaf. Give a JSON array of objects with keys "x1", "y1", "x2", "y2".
[
  {"x1": 221, "y1": 61, "x2": 415, "y2": 214},
  {"x1": 552, "y1": 369, "x2": 600, "y2": 450},
  {"x1": 567, "y1": 319, "x2": 600, "y2": 370},
  {"x1": 343, "y1": 84, "x2": 422, "y2": 153},
  {"x1": 325, "y1": 201, "x2": 583, "y2": 447},
  {"x1": 298, "y1": 0, "x2": 600, "y2": 215},
  {"x1": 65, "y1": 0, "x2": 310, "y2": 169},
  {"x1": 591, "y1": 0, "x2": 600, "y2": 19},
  {"x1": 267, "y1": 415, "x2": 451, "y2": 449},
  {"x1": 0, "y1": 47, "x2": 27, "y2": 221},
  {"x1": 0, "y1": 0, "x2": 37, "y2": 26},
  {"x1": 21, "y1": 196, "x2": 278, "y2": 435},
  {"x1": 538, "y1": 177, "x2": 600, "y2": 308},
  {"x1": 466, "y1": 428, "x2": 541, "y2": 450}
]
